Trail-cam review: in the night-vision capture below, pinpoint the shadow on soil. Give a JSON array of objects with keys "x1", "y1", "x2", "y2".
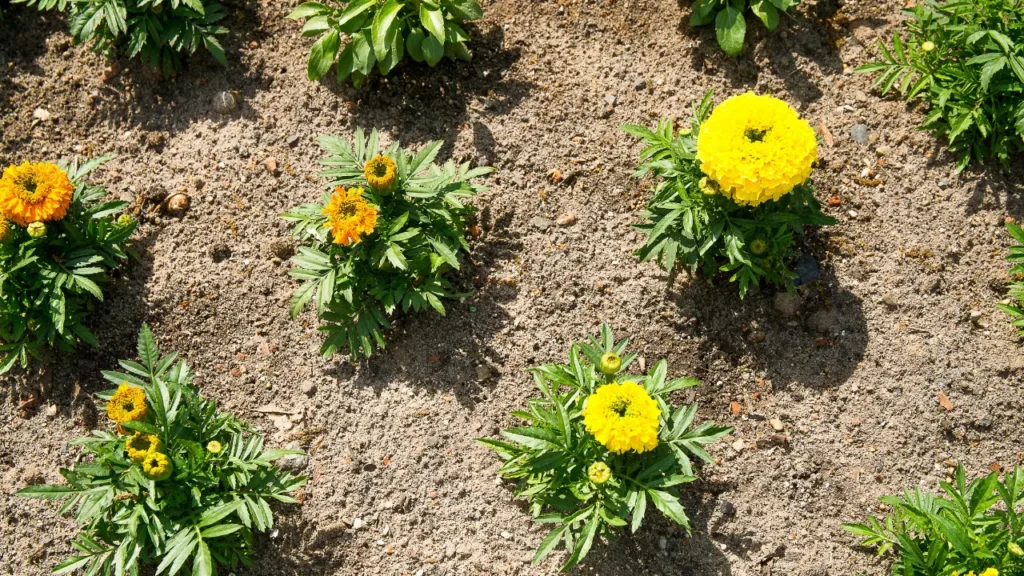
[
  {"x1": 340, "y1": 22, "x2": 533, "y2": 160},
  {"x1": 0, "y1": 5, "x2": 62, "y2": 123},
  {"x1": 577, "y1": 479, "x2": 755, "y2": 575},
  {"x1": 669, "y1": 253, "x2": 868, "y2": 391},
  {"x1": 964, "y1": 162, "x2": 1024, "y2": 219},
  {"x1": 676, "y1": 0, "x2": 844, "y2": 103}
]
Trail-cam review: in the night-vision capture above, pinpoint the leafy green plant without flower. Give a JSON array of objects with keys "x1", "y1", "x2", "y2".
[
  {"x1": 287, "y1": 0, "x2": 484, "y2": 86},
  {"x1": 999, "y1": 221, "x2": 1024, "y2": 334},
  {"x1": 843, "y1": 465, "x2": 1024, "y2": 576},
  {"x1": 0, "y1": 156, "x2": 136, "y2": 374},
  {"x1": 16, "y1": 0, "x2": 228, "y2": 75},
  {"x1": 857, "y1": 0, "x2": 1024, "y2": 171},
  {"x1": 283, "y1": 128, "x2": 492, "y2": 358},
  {"x1": 17, "y1": 325, "x2": 307, "y2": 576},
  {"x1": 480, "y1": 325, "x2": 732, "y2": 571},
  {"x1": 690, "y1": 0, "x2": 799, "y2": 56}
]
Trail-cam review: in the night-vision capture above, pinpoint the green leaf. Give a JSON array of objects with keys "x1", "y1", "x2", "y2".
[
  {"x1": 287, "y1": 2, "x2": 331, "y2": 19},
  {"x1": 631, "y1": 490, "x2": 647, "y2": 533},
  {"x1": 307, "y1": 29, "x2": 340, "y2": 81},
  {"x1": 750, "y1": 0, "x2": 778, "y2": 30},
  {"x1": 372, "y1": 0, "x2": 404, "y2": 62},
  {"x1": 648, "y1": 489, "x2": 690, "y2": 528},
  {"x1": 533, "y1": 524, "x2": 567, "y2": 565},
  {"x1": 421, "y1": 34, "x2": 442, "y2": 66},
  {"x1": 427, "y1": 237, "x2": 461, "y2": 269},
  {"x1": 199, "y1": 524, "x2": 243, "y2": 539},
  {"x1": 192, "y1": 538, "x2": 212, "y2": 576},
  {"x1": 16, "y1": 484, "x2": 82, "y2": 499},
  {"x1": 447, "y1": 0, "x2": 483, "y2": 20},
  {"x1": 714, "y1": 6, "x2": 746, "y2": 56},
  {"x1": 419, "y1": 4, "x2": 446, "y2": 45},
  {"x1": 406, "y1": 27, "x2": 426, "y2": 62}
]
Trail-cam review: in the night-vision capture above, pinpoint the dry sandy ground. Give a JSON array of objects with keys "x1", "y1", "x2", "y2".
[{"x1": 2, "y1": 0, "x2": 1024, "y2": 575}]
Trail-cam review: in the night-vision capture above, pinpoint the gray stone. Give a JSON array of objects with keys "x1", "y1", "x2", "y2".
[
  {"x1": 210, "y1": 243, "x2": 231, "y2": 263},
  {"x1": 279, "y1": 443, "x2": 309, "y2": 472},
  {"x1": 773, "y1": 292, "x2": 801, "y2": 317},
  {"x1": 721, "y1": 501, "x2": 737, "y2": 517},
  {"x1": 851, "y1": 123, "x2": 870, "y2": 144},
  {"x1": 213, "y1": 91, "x2": 239, "y2": 114},
  {"x1": 530, "y1": 216, "x2": 553, "y2": 231},
  {"x1": 805, "y1": 310, "x2": 835, "y2": 334},
  {"x1": 300, "y1": 381, "x2": 317, "y2": 397}
]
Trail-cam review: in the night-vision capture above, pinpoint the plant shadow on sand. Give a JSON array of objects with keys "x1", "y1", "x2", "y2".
[
  {"x1": 75, "y1": 0, "x2": 274, "y2": 137},
  {"x1": 668, "y1": 249, "x2": 868, "y2": 392},
  {"x1": 316, "y1": 200, "x2": 525, "y2": 408},
  {"x1": 675, "y1": 0, "x2": 846, "y2": 103},
  {"x1": 564, "y1": 479, "x2": 753, "y2": 575},
  {"x1": 337, "y1": 22, "x2": 534, "y2": 161},
  {"x1": 0, "y1": 5, "x2": 62, "y2": 125}
]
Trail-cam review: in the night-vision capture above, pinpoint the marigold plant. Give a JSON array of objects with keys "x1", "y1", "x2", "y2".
[
  {"x1": 0, "y1": 156, "x2": 136, "y2": 374},
  {"x1": 287, "y1": 0, "x2": 484, "y2": 86},
  {"x1": 622, "y1": 91, "x2": 836, "y2": 297},
  {"x1": 16, "y1": 0, "x2": 227, "y2": 75},
  {"x1": 856, "y1": 0, "x2": 1024, "y2": 171},
  {"x1": 689, "y1": 0, "x2": 800, "y2": 56},
  {"x1": 283, "y1": 128, "x2": 493, "y2": 358},
  {"x1": 999, "y1": 222, "x2": 1024, "y2": 334},
  {"x1": 17, "y1": 325, "x2": 306, "y2": 576},
  {"x1": 479, "y1": 324, "x2": 732, "y2": 571},
  {"x1": 843, "y1": 465, "x2": 1024, "y2": 576}
]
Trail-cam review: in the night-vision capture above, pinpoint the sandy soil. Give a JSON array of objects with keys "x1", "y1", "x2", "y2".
[{"x1": 2, "y1": 0, "x2": 1024, "y2": 575}]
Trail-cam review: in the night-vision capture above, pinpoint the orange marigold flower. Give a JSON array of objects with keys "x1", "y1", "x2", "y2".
[
  {"x1": 0, "y1": 162, "x2": 74, "y2": 226},
  {"x1": 364, "y1": 155, "x2": 397, "y2": 191},
  {"x1": 322, "y1": 186, "x2": 378, "y2": 246}
]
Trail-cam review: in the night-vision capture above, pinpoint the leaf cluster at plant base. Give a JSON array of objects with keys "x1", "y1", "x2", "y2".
[
  {"x1": 15, "y1": 0, "x2": 228, "y2": 75},
  {"x1": 857, "y1": 0, "x2": 1024, "y2": 171},
  {"x1": 690, "y1": 0, "x2": 799, "y2": 56},
  {"x1": 480, "y1": 325, "x2": 732, "y2": 571},
  {"x1": 17, "y1": 325, "x2": 307, "y2": 576},
  {"x1": 283, "y1": 128, "x2": 493, "y2": 359},
  {"x1": 623, "y1": 92, "x2": 835, "y2": 297},
  {"x1": 843, "y1": 465, "x2": 1024, "y2": 576},
  {"x1": 287, "y1": 0, "x2": 484, "y2": 86},
  {"x1": 0, "y1": 156, "x2": 136, "y2": 374}
]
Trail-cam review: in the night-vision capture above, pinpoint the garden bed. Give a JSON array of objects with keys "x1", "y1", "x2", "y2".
[{"x1": 2, "y1": 0, "x2": 1023, "y2": 574}]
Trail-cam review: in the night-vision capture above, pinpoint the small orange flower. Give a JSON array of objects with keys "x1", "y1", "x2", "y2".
[{"x1": 322, "y1": 186, "x2": 378, "y2": 246}]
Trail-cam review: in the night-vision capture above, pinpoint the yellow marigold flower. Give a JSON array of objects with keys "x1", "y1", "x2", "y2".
[
  {"x1": 206, "y1": 440, "x2": 222, "y2": 454},
  {"x1": 583, "y1": 381, "x2": 661, "y2": 454},
  {"x1": 322, "y1": 186, "x2": 378, "y2": 246},
  {"x1": 125, "y1": 432, "x2": 162, "y2": 463},
  {"x1": 364, "y1": 155, "x2": 397, "y2": 191},
  {"x1": 0, "y1": 162, "x2": 74, "y2": 227},
  {"x1": 106, "y1": 383, "x2": 148, "y2": 434},
  {"x1": 979, "y1": 569, "x2": 999, "y2": 576},
  {"x1": 26, "y1": 222, "x2": 47, "y2": 238},
  {"x1": 141, "y1": 451, "x2": 173, "y2": 481},
  {"x1": 588, "y1": 462, "x2": 611, "y2": 484},
  {"x1": 697, "y1": 92, "x2": 818, "y2": 206},
  {"x1": 921, "y1": 41, "x2": 935, "y2": 52},
  {"x1": 599, "y1": 352, "x2": 622, "y2": 375},
  {"x1": 0, "y1": 218, "x2": 9, "y2": 242}
]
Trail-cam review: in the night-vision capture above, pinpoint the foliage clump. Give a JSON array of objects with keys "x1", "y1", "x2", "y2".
[
  {"x1": 0, "y1": 156, "x2": 135, "y2": 374},
  {"x1": 689, "y1": 0, "x2": 800, "y2": 56},
  {"x1": 480, "y1": 325, "x2": 732, "y2": 571},
  {"x1": 623, "y1": 91, "x2": 835, "y2": 297},
  {"x1": 16, "y1": 0, "x2": 228, "y2": 75},
  {"x1": 844, "y1": 465, "x2": 1024, "y2": 576},
  {"x1": 857, "y1": 0, "x2": 1024, "y2": 171},
  {"x1": 283, "y1": 128, "x2": 492, "y2": 358},
  {"x1": 287, "y1": 0, "x2": 484, "y2": 86},
  {"x1": 999, "y1": 221, "x2": 1024, "y2": 333},
  {"x1": 17, "y1": 325, "x2": 306, "y2": 576}
]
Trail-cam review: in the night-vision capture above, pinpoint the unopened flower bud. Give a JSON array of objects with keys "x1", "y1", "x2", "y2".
[
  {"x1": 118, "y1": 214, "x2": 133, "y2": 227},
  {"x1": 599, "y1": 352, "x2": 622, "y2": 375},
  {"x1": 1009, "y1": 542, "x2": 1023, "y2": 557},
  {"x1": 206, "y1": 440, "x2": 222, "y2": 454},
  {"x1": 588, "y1": 462, "x2": 611, "y2": 485},
  {"x1": 921, "y1": 41, "x2": 935, "y2": 52},
  {"x1": 27, "y1": 222, "x2": 47, "y2": 238}
]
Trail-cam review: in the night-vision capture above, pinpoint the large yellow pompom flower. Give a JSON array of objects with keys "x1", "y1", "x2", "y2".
[
  {"x1": 141, "y1": 452, "x2": 174, "y2": 481},
  {"x1": 364, "y1": 155, "x2": 397, "y2": 191},
  {"x1": 322, "y1": 186, "x2": 378, "y2": 246},
  {"x1": 697, "y1": 93, "x2": 817, "y2": 206},
  {"x1": 106, "y1": 383, "x2": 148, "y2": 434},
  {"x1": 125, "y1": 432, "x2": 162, "y2": 463},
  {"x1": 583, "y1": 381, "x2": 661, "y2": 454},
  {"x1": 0, "y1": 162, "x2": 74, "y2": 226}
]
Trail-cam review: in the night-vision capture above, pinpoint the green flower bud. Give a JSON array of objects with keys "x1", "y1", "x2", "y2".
[
  {"x1": 1009, "y1": 542, "x2": 1023, "y2": 557},
  {"x1": 117, "y1": 214, "x2": 133, "y2": 227},
  {"x1": 588, "y1": 462, "x2": 611, "y2": 485},
  {"x1": 599, "y1": 352, "x2": 621, "y2": 375},
  {"x1": 27, "y1": 222, "x2": 47, "y2": 238}
]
